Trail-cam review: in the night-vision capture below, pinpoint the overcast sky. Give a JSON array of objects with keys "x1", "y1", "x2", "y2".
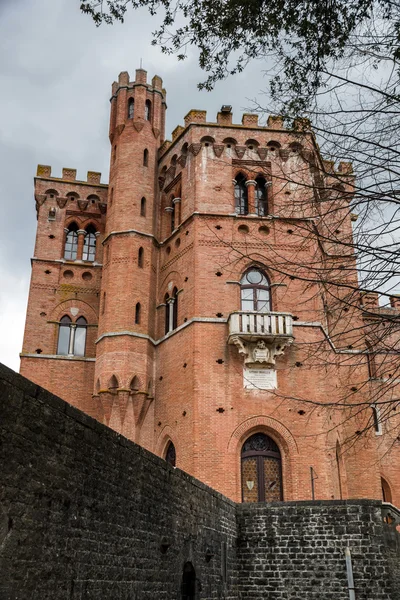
[{"x1": 0, "y1": 0, "x2": 270, "y2": 371}]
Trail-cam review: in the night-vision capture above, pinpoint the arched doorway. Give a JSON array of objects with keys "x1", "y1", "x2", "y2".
[
  {"x1": 241, "y1": 432, "x2": 283, "y2": 502},
  {"x1": 181, "y1": 561, "x2": 196, "y2": 600}
]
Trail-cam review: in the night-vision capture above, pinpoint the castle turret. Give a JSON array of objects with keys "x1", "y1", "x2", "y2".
[{"x1": 94, "y1": 69, "x2": 166, "y2": 444}]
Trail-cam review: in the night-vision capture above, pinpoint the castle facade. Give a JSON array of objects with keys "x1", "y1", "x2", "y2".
[{"x1": 20, "y1": 69, "x2": 400, "y2": 505}]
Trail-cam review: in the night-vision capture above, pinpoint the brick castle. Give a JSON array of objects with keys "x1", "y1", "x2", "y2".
[{"x1": 20, "y1": 68, "x2": 400, "y2": 506}]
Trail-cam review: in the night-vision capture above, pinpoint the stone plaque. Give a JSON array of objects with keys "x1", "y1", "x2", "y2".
[{"x1": 243, "y1": 368, "x2": 277, "y2": 390}]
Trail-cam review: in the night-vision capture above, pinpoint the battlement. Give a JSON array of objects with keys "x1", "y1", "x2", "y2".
[
  {"x1": 159, "y1": 110, "x2": 354, "y2": 177},
  {"x1": 111, "y1": 68, "x2": 165, "y2": 98},
  {"x1": 36, "y1": 165, "x2": 107, "y2": 187}
]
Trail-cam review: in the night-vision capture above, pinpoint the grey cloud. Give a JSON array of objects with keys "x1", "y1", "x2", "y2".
[{"x1": 0, "y1": 0, "x2": 267, "y2": 370}]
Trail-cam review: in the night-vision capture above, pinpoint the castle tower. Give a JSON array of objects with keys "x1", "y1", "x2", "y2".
[
  {"x1": 20, "y1": 166, "x2": 108, "y2": 417},
  {"x1": 20, "y1": 68, "x2": 400, "y2": 507},
  {"x1": 93, "y1": 69, "x2": 166, "y2": 445}
]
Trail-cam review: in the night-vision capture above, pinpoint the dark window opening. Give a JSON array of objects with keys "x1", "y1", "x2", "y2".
[
  {"x1": 170, "y1": 201, "x2": 176, "y2": 232},
  {"x1": 138, "y1": 247, "x2": 144, "y2": 268},
  {"x1": 128, "y1": 97, "x2": 134, "y2": 119},
  {"x1": 165, "y1": 293, "x2": 170, "y2": 335},
  {"x1": 372, "y1": 405, "x2": 381, "y2": 434},
  {"x1": 143, "y1": 148, "x2": 149, "y2": 166},
  {"x1": 234, "y1": 173, "x2": 248, "y2": 215},
  {"x1": 241, "y1": 433, "x2": 283, "y2": 502},
  {"x1": 145, "y1": 100, "x2": 151, "y2": 121},
  {"x1": 165, "y1": 441, "x2": 176, "y2": 466},
  {"x1": 140, "y1": 197, "x2": 146, "y2": 217},
  {"x1": 240, "y1": 268, "x2": 271, "y2": 312},
  {"x1": 181, "y1": 562, "x2": 196, "y2": 600},
  {"x1": 135, "y1": 302, "x2": 141, "y2": 324}
]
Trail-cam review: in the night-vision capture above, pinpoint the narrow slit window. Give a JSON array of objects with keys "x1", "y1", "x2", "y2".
[
  {"x1": 143, "y1": 149, "x2": 149, "y2": 166},
  {"x1": 145, "y1": 100, "x2": 151, "y2": 121},
  {"x1": 135, "y1": 302, "x2": 141, "y2": 324},
  {"x1": 372, "y1": 405, "x2": 382, "y2": 435},
  {"x1": 138, "y1": 247, "x2": 144, "y2": 268},
  {"x1": 140, "y1": 197, "x2": 146, "y2": 217},
  {"x1": 128, "y1": 97, "x2": 134, "y2": 119}
]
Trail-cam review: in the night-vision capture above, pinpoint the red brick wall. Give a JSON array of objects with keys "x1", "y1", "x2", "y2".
[{"x1": 20, "y1": 71, "x2": 400, "y2": 508}]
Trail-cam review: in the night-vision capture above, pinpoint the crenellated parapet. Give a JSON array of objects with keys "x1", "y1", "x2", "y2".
[{"x1": 109, "y1": 68, "x2": 166, "y2": 144}]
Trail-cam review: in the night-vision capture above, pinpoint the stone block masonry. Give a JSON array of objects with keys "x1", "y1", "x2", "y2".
[
  {"x1": 0, "y1": 362, "x2": 399, "y2": 599},
  {"x1": 236, "y1": 502, "x2": 400, "y2": 600}
]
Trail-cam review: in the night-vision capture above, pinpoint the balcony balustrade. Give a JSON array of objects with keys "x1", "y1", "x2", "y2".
[{"x1": 228, "y1": 311, "x2": 294, "y2": 367}]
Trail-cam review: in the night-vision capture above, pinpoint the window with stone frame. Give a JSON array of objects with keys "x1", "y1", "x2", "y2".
[
  {"x1": 64, "y1": 222, "x2": 79, "y2": 260},
  {"x1": 255, "y1": 175, "x2": 268, "y2": 216},
  {"x1": 164, "y1": 288, "x2": 178, "y2": 334},
  {"x1": 240, "y1": 268, "x2": 271, "y2": 312},
  {"x1": 234, "y1": 173, "x2": 248, "y2": 215},
  {"x1": 82, "y1": 225, "x2": 97, "y2": 262},
  {"x1": 57, "y1": 315, "x2": 87, "y2": 356}
]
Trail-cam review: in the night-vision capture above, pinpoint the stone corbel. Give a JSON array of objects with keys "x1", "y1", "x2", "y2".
[
  {"x1": 230, "y1": 336, "x2": 293, "y2": 368},
  {"x1": 56, "y1": 197, "x2": 68, "y2": 209},
  {"x1": 77, "y1": 200, "x2": 89, "y2": 211}
]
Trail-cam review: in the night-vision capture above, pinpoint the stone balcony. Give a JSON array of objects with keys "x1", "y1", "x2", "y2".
[{"x1": 228, "y1": 311, "x2": 294, "y2": 368}]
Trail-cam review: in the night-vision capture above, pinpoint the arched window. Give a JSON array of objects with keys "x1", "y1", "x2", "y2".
[
  {"x1": 165, "y1": 441, "x2": 176, "y2": 467},
  {"x1": 240, "y1": 268, "x2": 271, "y2": 312},
  {"x1": 381, "y1": 477, "x2": 392, "y2": 503},
  {"x1": 255, "y1": 176, "x2": 268, "y2": 216},
  {"x1": 165, "y1": 293, "x2": 170, "y2": 335},
  {"x1": 128, "y1": 97, "x2": 134, "y2": 119},
  {"x1": 165, "y1": 288, "x2": 178, "y2": 334},
  {"x1": 57, "y1": 315, "x2": 72, "y2": 355},
  {"x1": 74, "y1": 317, "x2": 87, "y2": 356},
  {"x1": 181, "y1": 562, "x2": 196, "y2": 600},
  {"x1": 172, "y1": 287, "x2": 178, "y2": 330},
  {"x1": 140, "y1": 197, "x2": 146, "y2": 217},
  {"x1": 82, "y1": 225, "x2": 97, "y2": 261},
  {"x1": 135, "y1": 302, "x2": 141, "y2": 324},
  {"x1": 64, "y1": 223, "x2": 79, "y2": 260},
  {"x1": 145, "y1": 100, "x2": 151, "y2": 121},
  {"x1": 57, "y1": 315, "x2": 87, "y2": 356},
  {"x1": 234, "y1": 173, "x2": 248, "y2": 215},
  {"x1": 241, "y1": 433, "x2": 283, "y2": 502},
  {"x1": 143, "y1": 148, "x2": 149, "y2": 166},
  {"x1": 138, "y1": 247, "x2": 144, "y2": 268}
]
